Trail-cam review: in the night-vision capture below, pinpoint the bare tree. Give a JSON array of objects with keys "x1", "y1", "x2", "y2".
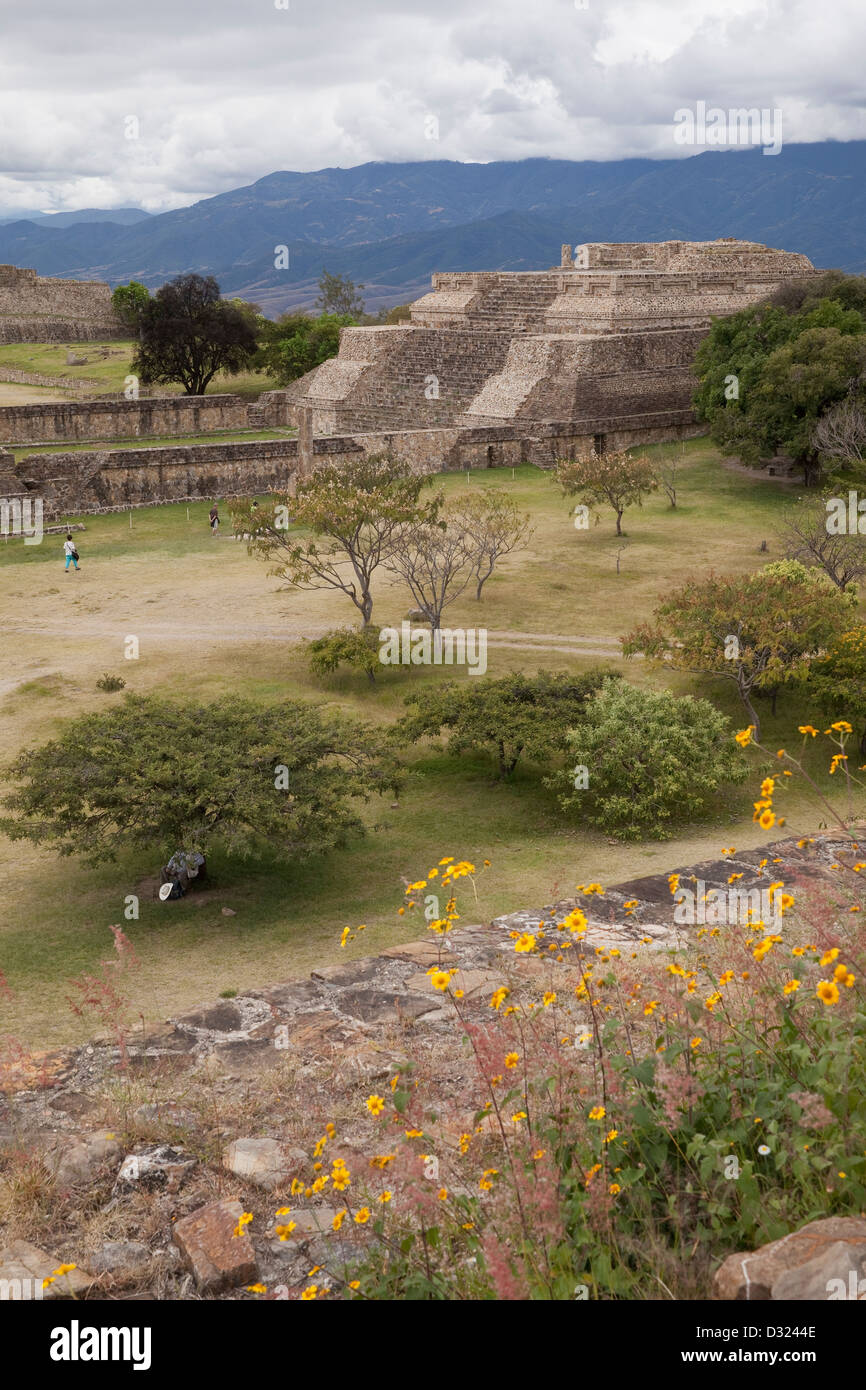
[
  {"x1": 231, "y1": 453, "x2": 439, "y2": 628},
  {"x1": 812, "y1": 394, "x2": 866, "y2": 472},
  {"x1": 385, "y1": 521, "x2": 477, "y2": 630},
  {"x1": 779, "y1": 496, "x2": 866, "y2": 591},
  {"x1": 611, "y1": 539, "x2": 631, "y2": 574},
  {"x1": 449, "y1": 490, "x2": 534, "y2": 599},
  {"x1": 658, "y1": 451, "x2": 682, "y2": 508}
]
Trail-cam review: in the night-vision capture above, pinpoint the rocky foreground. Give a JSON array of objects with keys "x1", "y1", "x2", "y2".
[{"x1": 1, "y1": 832, "x2": 864, "y2": 1300}]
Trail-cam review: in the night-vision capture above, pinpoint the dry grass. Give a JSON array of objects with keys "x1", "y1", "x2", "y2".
[{"x1": 0, "y1": 439, "x2": 862, "y2": 1046}]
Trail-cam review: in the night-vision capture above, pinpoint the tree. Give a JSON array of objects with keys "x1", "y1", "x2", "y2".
[
  {"x1": 659, "y1": 452, "x2": 682, "y2": 508},
  {"x1": 256, "y1": 312, "x2": 356, "y2": 386},
  {"x1": 693, "y1": 293, "x2": 866, "y2": 484},
  {"x1": 750, "y1": 327, "x2": 866, "y2": 485},
  {"x1": 316, "y1": 269, "x2": 365, "y2": 318},
  {"x1": 555, "y1": 449, "x2": 658, "y2": 535},
  {"x1": 394, "y1": 670, "x2": 610, "y2": 778},
  {"x1": 132, "y1": 273, "x2": 259, "y2": 396},
  {"x1": 623, "y1": 562, "x2": 854, "y2": 740},
  {"x1": 449, "y1": 490, "x2": 533, "y2": 599},
  {"x1": 307, "y1": 626, "x2": 381, "y2": 686},
  {"x1": 812, "y1": 393, "x2": 866, "y2": 481},
  {"x1": 770, "y1": 269, "x2": 866, "y2": 318},
  {"x1": 0, "y1": 694, "x2": 397, "y2": 871},
  {"x1": 385, "y1": 520, "x2": 475, "y2": 630},
  {"x1": 227, "y1": 297, "x2": 265, "y2": 334},
  {"x1": 547, "y1": 678, "x2": 748, "y2": 841},
  {"x1": 693, "y1": 300, "x2": 797, "y2": 454},
  {"x1": 233, "y1": 453, "x2": 440, "y2": 628},
  {"x1": 779, "y1": 495, "x2": 866, "y2": 591},
  {"x1": 111, "y1": 281, "x2": 150, "y2": 331},
  {"x1": 807, "y1": 626, "x2": 866, "y2": 754}
]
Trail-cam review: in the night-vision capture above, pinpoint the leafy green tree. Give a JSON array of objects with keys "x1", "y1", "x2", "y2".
[
  {"x1": 749, "y1": 327, "x2": 866, "y2": 484},
  {"x1": 623, "y1": 561, "x2": 855, "y2": 740},
  {"x1": 394, "y1": 670, "x2": 610, "y2": 778},
  {"x1": 307, "y1": 626, "x2": 382, "y2": 686},
  {"x1": 555, "y1": 449, "x2": 658, "y2": 535},
  {"x1": 770, "y1": 269, "x2": 866, "y2": 318},
  {"x1": 807, "y1": 626, "x2": 866, "y2": 754},
  {"x1": 256, "y1": 312, "x2": 356, "y2": 386},
  {"x1": 111, "y1": 280, "x2": 150, "y2": 330},
  {"x1": 233, "y1": 453, "x2": 440, "y2": 628},
  {"x1": 227, "y1": 297, "x2": 264, "y2": 330},
  {"x1": 694, "y1": 293, "x2": 866, "y2": 483},
  {"x1": 547, "y1": 678, "x2": 749, "y2": 841},
  {"x1": 315, "y1": 269, "x2": 365, "y2": 317},
  {"x1": 0, "y1": 694, "x2": 396, "y2": 870},
  {"x1": 132, "y1": 273, "x2": 259, "y2": 396}
]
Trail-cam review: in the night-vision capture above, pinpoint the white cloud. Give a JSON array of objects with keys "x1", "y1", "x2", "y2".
[{"x1": 0, "y1": 0, "x2": 862, "y2": 213}]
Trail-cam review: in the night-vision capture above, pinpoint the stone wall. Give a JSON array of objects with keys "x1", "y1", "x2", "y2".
[
  {"x1": 0, "y1": 394, "x2": 252, "y2": 445},
  {"x1": 0, "y1": 264, "x2": 124, "y2": 343},
  {"x1": 10, "y1": 415, "x2": 703, "y2": 518},
  {"x1": 0, "y1": 366, "x2": 100, "y2": 391},
  {"x1": 14, "y1": 438, "x2": 307, "y2": 516}
]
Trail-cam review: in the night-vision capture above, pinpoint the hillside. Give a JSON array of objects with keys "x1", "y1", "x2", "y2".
[{"x1": 0, "y1": 144, "x2": 864, "y2": 315}]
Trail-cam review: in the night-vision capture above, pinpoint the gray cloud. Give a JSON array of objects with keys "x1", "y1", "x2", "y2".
[{"x1": 0, "y1": 0, "x2": 863, "y2": 213}]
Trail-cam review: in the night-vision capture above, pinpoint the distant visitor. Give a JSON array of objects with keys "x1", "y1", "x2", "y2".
[{"x1": 63, "y1": 533, "x2": 80, "y2": 571}]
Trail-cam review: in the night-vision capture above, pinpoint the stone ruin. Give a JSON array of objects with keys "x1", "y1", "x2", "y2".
[
  {"x1": 290, "y1": 239, "x2": 820, "y2": 441},
  {"x1": 0, "y1": 264, "x2": 124, "y2": 344}
]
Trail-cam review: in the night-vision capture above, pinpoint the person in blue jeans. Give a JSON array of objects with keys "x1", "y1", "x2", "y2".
[{"x1": 63, "y1": 534, "x2": 80, "y2": 571}]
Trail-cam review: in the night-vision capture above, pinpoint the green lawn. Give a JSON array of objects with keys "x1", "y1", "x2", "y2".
[
  {"x1": 1, "y1": 438, "x2": 861, "y2": 1047},
  {"x1": 0, "y1": 341, "x2": 279, "y2": 400}
]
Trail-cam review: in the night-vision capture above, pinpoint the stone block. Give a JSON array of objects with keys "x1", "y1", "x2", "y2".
[
  {"x1": 0, "y1": 1239, "x2": 92, "y2": 1300},
  {"x1": 223, "y1": 1137, "x2": 307, "y2": 1190},
  {"x1": 172, "y1": 1198, "x2": 258, "y2": 1293},
  {"x1": 713, "y1": 1217, "x2": 866, "y2": 1300}
]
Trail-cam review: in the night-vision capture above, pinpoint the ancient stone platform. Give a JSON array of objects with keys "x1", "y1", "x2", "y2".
[{"x1": 289, "y1": 239, "x2": 820, "y2": 438}]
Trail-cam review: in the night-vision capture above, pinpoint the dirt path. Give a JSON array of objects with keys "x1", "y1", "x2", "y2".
[
  {"x1": 0, "y1": 382, "x2": 72, "y2": 404},
  {"x1": 0, "y1": 616, "x2": 625, "y2": 661}
]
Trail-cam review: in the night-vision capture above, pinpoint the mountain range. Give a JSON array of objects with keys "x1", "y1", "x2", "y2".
[
  {"x1": 0, "y1": 207, "x2": 151, "y2": 229},
  {"x1": 0, "y1": 143, "x2": 863, "y2": 317}
]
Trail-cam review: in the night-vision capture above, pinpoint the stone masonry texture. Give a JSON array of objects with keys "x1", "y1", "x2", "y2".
[
  {"x1": 288, "y1": 239, "x2": 819, "y2": 434},
  {"x1": 0, "y1": 393, "x2": 251, "y2": 446},
  {"x1": 0, "y1": 264, "x2": 124, "y2": 344}
]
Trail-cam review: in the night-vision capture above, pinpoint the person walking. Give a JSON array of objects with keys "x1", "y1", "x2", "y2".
[
  {"x1": 63, "y1": 533, "x2": 80, "y2": 572},
  {"x1": 209, "y1": 503, "x2": 220, "y2": 536}
]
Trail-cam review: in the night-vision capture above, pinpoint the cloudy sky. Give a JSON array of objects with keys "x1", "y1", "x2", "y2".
[{"x1": 1, "y1": 0, "x2": 864, "y2": 214}]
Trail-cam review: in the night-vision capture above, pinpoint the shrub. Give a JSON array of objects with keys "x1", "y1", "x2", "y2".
[
  {"x1": 307, "y1": 627, "x2": 381, "y2": 685},
  {"x1": 547, "y1": 678, "x2": 748, "y2": 839},
  {"x1": 0, "y1": 692, "x2": 398, "y2": 871},
  {"x1": 286, "y1": 732, "x2": 865, "y2": 1300},
  {"x1": 96, "y1": 673, "x2": 126, "y2": 692},
  {"x1": 395, "y1": 669, "x2": 611, "y2": 778}
]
